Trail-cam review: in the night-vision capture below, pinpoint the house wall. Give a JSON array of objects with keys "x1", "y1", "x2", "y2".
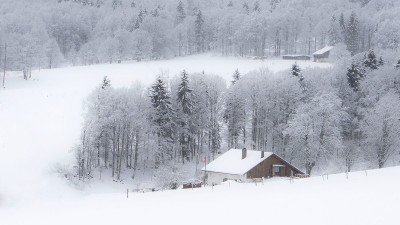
[
  {"x1": 246, "y1": 155, "x2": 302, "y2": 179},
  {"x1": 206, "y1": 172, "x2": 244, "y2": 185}
]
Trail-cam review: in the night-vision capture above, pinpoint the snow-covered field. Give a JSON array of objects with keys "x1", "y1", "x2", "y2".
[
  {"x1": 0, "y1": 54, "x2": 335, "y2": 223},
  {"x1": 1, "y1": 166, "x2": 400, "y2": 225}
]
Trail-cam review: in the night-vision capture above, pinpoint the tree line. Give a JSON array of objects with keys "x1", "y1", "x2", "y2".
[
  {"x1": 75, "y1": 50, "x2": 400, "y2": 184},
  {"x1": 1, "y1": 0, "x2": 400, "y2": 81},
  {"x1": 75, "y1": 71, "x2": 225, "y2": 182}
]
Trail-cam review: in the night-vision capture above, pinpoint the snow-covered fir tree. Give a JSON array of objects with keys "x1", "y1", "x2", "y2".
[
  {"x1": 347, "y1": 61, "x2": 364, "y2": 91},
  {"x1": 150, "y1": 77, "x2": 174, "y2": 167},
  {"x1": 363, "y1": 50, "x2": 379, "y2": 70},
  {"x1": 346, "y1": 12, "x2": 359, "y2": 56}
]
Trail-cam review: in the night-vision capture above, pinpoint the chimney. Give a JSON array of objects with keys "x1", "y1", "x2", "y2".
[
  {"x1": 261, "y1": 151, "x2": 264, "y2": 158},
  {"x1": 242, "y1": 148, "x2": 247, "y2": 159}
]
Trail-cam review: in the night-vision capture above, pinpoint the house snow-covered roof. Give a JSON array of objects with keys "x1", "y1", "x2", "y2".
[
  {"x1": 312, "y1": 46, "x2": 334, "y2": 55},
  {"x1": 201, "y1": 149, "x2": 273, "y2": 175}
]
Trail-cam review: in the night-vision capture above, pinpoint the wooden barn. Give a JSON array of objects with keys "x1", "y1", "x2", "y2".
[
  {"x1": 202, "y1": 148, "x2": 304, "y2": 185},
  {"x1": 312, "y1": 46, "x2": 333, "y2": 62}
]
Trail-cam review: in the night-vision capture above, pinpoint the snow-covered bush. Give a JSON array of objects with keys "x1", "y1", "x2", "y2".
[{"x1": 153, "y1": 162, "x2": 189, "y2": 190}]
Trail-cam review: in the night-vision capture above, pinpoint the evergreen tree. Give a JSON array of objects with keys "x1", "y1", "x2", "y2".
[
  {"x1": 150, "y1": 77, "x2": 173, "y2": 166},
  {"x1": 346, "y1": 12, "x2": 359, "y2": 56},
  {"x1": 177, "y1": 70, "x2": 193, "y2": 115},
  {"x1": 227, "y1": 1, "x2": 233, "y2": 7},
  {"x1": 347, "y1": 62, "x2": 364, "y2": 91},
  {"x1": 176, "y1": 70, "x2": 193, "y2": 162},
  {"x1": 339, "y1": 12, "x2": 346, "y2": 38},
  {"x1": 363, "y1": 50, "x2": 378, "y2": 70},
  {"x1": 176, "y1": 0, "x2": 186, "y2": 25},
  {"x1": 101, "y1": 76, "x2": 111, "y2": 89},
  {"x1": 291, "y1": 63, "x2": 304, "y2": 82},
  {"x1": 195, "y1": 10, "x2": 204, "y2": 53},
  {"x1": 291, "y1": 63, "x2": 306, "y2": 92},
  {"x1": 231, "y1": 69, "x2": 240, "y2": 85},
  {"x1": 328, "y1": 15, "x2": 342, "y2": 45}
]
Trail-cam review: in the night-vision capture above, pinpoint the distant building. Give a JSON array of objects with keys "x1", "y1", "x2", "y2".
[
  {"x1": 201, "y1": 148, "x2": 304, "y2": 185},
  {"x1": 312, "y1": 46, "x2": 334, "y2": 62},
  {"x1": 282, "y1": 55, "x2": 311, "y2": 60}
]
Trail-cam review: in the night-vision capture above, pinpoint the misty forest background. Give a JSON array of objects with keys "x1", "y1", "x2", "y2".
[{"x1": 1, "y1": 0, "x2": 400, "y2": 188}]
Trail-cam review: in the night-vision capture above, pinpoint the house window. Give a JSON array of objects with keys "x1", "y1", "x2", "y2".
[{"x1": 273, "y1": 166, "x2": 280, "y2": 176}]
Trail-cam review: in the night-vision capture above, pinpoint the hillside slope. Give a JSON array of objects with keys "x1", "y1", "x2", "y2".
[{"x1": 1, "y1": 166, "x2": 399, "y2": 225}]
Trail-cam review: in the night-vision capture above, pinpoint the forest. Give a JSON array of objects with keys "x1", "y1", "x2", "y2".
[
  {"x1": 1, "y1": 0, "x2": 400, "y2": 188},
  {"x1": 1, "y1": 0, "x2": 400, "y2": 78},
  {"x1": 75, "y1": 49, "x2": 400, "y2": 188}
]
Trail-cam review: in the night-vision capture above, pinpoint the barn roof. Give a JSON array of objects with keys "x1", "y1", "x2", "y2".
[
  {"x1": 201, "y1": 149, "x2": 273, "y2": 175},
  {"x1": 312, "y1": 46, "x2": 334, "y2": 55}
]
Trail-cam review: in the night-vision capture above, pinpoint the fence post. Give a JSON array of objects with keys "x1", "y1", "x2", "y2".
[
  {"x1": 127, "y1": 188, "x2": 129, "y2": 198},
  {"x1": 365, "y1": 170, "x2": 368, "y2": 176}
]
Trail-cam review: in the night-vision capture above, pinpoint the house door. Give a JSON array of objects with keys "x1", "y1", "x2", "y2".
[{"x1": 273, "y1": 166, "x2": 280, "y2": 176}]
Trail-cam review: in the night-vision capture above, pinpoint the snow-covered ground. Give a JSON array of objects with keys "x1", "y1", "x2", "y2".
[
  {"x1": 0, "y1": 54, "x2": 334, "y2": 220},
  {"x1": 1, "y1": 166, "x2": 400, "y2": 225}
]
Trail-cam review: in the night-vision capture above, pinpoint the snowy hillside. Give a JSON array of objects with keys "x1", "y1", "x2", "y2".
[
  {"x1": 1, "y1": 165, "x2": 399, "y2": 225},
  {"x1": 0, "y1": 54, "x2": 330, "y2": 207}
]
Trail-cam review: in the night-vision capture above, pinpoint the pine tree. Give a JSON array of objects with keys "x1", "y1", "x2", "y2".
[
  {"x1": 328, "y1": 15, "x2": 342, "y2": 45},
  {"x1": 176, "y1": 0, "x2": 186, "y2": 25},
  {"x1": 363, "y1": 50, "x2": 378, "y2": 70},
  {"x1": 291, "y1": 63, "x2": 303, "y2": 81},
  {"x1": 231, "y1": 69, "x2": 240, "y2": 85},
  {"x1": 346, "y1": 12, "x2": 359, "y2": 56},
  {"x1": 150, "y1": 77, "x2": 173, "y2": 166},
  {"x1": 195, "y1": 10, "x2": 204, "y2": 53},
  {"x1": 177, "y1": 70, "x2": 193, "y2": 115},
  {"x1": 291, "y1": 63, "x2": 306, "y2": 92},
  {"x1": 227, "y1": 1, "x2": 233, "y2": 7},
  {"x1": 339, "y1": 13, "x2": 346, "y2": 38},
  {"x1": 347, "y1": 62, "x2": 364, "y2": 91},
  {"x1": 101, "y1": 76, "x2": 111, "y2": 89},
  {"x1": 176, "y1": 70, "x2": 193, "y2": 163}
]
